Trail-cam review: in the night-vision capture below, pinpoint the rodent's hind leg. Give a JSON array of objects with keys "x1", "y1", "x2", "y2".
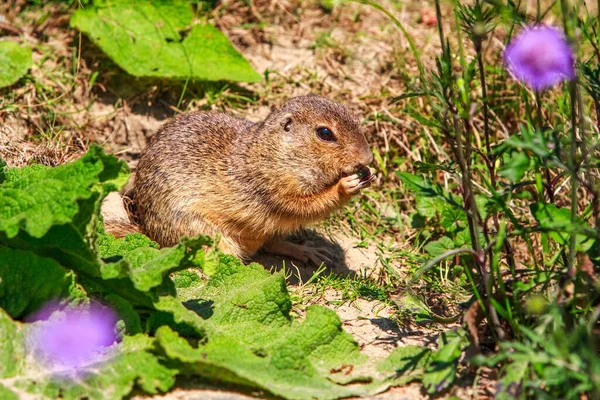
[
  {"x1": 216, "y1": 235, "x2": 252, "y2": 261},
  {"x1": 263, "y1": 237, "x2": 333, "y2": 267}
]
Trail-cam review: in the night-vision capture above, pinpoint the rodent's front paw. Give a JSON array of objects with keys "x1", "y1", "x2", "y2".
[{"x1": 339, "y1": 167, "x2": 375, "y2": 196}]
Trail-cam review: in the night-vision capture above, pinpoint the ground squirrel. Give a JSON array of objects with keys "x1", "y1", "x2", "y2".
[{"x1": 132, "y1": 95, "x2": 374, "y2": 265}]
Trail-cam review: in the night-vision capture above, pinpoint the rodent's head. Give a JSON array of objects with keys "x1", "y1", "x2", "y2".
[{"x1": 261, "y1": 95, "x2": 373, "y2": 193}]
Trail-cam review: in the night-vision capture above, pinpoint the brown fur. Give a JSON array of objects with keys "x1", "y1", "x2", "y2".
[
  {"x1": 104, "y1": 220, "x2": 141, "y2": 239},
  {"x1": 133, "y1": 95, "x2": 373, "y2": 259}
]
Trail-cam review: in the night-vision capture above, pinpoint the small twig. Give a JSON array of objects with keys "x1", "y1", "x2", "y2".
[
  {"x1": 248, "y1": 0, "x2": 264, "y2": 22},
  {"x1": 0, "y1": 21, "x2": 23, "y2": 35},
  {"x1": 391, "y1": 135, "x2": 421, "y2": 162}
]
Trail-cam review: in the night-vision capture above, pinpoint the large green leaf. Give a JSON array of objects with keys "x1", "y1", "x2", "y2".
[
  {"x1": 0, "y1": 309, "x2": 25, "y2": 379},
  {"x1": 71, "y1": 0, "x2": 261, "y2": 82},
  {"x1": 97, "y1": 232, "x2": 211, "y2": 292},
  {"x1": 0, "y1": 309, "x2": 177, "y2": 399},
  {"x1": 0, "y1": 41, "x2": 31, "y2": 88},
  {"x1": 0, "y1": 146, "x2": 126, "y2": 240},
  {"x1": 155, "y1": 307, "x2": 372, "y2": 400},
  {"x1": 153, "y1": 255, "x2": 381, "y2": 400},
  {"x1": 0, "y1": 148, "x2": 205, "y2": 309},
  {"x1": 0, "y1": 147, "x2": 433, "y2": 399},
  {"x1": 0, "y1": 247, "x2": 85, "y2": 319}
]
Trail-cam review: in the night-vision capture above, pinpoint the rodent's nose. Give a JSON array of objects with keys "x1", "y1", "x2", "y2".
[
  {"x1": 358, "y1": 148, "x2": 374, "y2": 167},
  {"x1": 344, "y1": 148, "x2": 374, "y2": 176}
]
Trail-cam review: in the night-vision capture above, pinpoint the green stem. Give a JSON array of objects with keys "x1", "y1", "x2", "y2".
[
  {"x1": 453, "y1": 114, "x2": 506, "y2": 340},
  {"x1": 560, "y1": 0, "x2": 579, "y2": 279},
  {"x1": 434, "y1": 0, "x2": 446, "y2": 56},
  {"x1": 476, "y1": 45, "x2": 491, "y2": 155},
  {"x1": 535, "y1": 91, "x2": 555, "y2": 203},
  {"x1": 567, "y1": 81, "x2": 578, "y2": 279}
]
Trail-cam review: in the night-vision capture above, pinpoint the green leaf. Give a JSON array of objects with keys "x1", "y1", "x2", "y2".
[
  {"x1": 495, "y1": 361, "x2": 528, "y2": 400},
  {"x1": 0, "y1": 247, "x2": 85, "y2": 319},
  {"x1": 415, "y1": 196, "x2": 444, "y2": 218},
  {"x1": 474, "y1": 194, "x2": 491, "y2": 220},
  {"x1": 70, "y1": 0, "x2": 261, "y2": 83},
  {"x1": 0, "y1": 384, "x2": 18, "y2": 400},
  {"x1": 98, "y1": 233, "x2": 211, "y2": 292},
  {"x1": 155, "y1": 307, "x2": 370, "y2": 400},
  {"x1": 0, "y1": 158, "x2": 6, "y2": 184},
  {"x1": 498, "y1": 151, "x2": 531, "y2": 182},
  {"x1": 397, "y1": 172, "x2": 436, "y2": 195},
  {"x1": 454, "y1": 229, "x2": 471, "y2": 248},
  {"x1": 439, "y1": 206, "x2": 466, "y2": 232},
  {"x1": 530, "y1": 203, "x2": 594, "y2": 252},
  {"x1": 391, "y1": 292, "x2": 433, "y2": 323},
  {"x1": 0, "y1": 147, "x2": 206, "y2": 310},
  {"x1": 0, "y1": 309, "x2": 177, "y2": 399},
  {"x1": 97, "y1": 232, "x2": 159, "y2": 257},
  {"x1": 154, "y1": 254, "x2": 294, "y2": 343},
  {"x1": 377, "y1": 345, "x2": 432, "y2": 385},
  {"x1": 504, "y1": 124, "x2": 553, "y2": 160},
  {"x1": 0, "y1": 146, "x2": 126, "y2": 240},
  {"x1": 397, "y1": 172, "x2": 464, "y2": 222},
  {"x1": 422, "y1": 329, "x2": 468, "y2": 394},
  {"x1": 153, "y1": 255, "x2": 388, "y2": 399},
  {"x1": 453, "y1": 228, "x2": 485, "y2": 250},
  {"x1": 0, "y1": 41, "x2": 31, "y2": 88},
  {"x1": 424, "y1": 236, "x2": 455, "y2": 257},
  {"x1": 104, "y1": 294, "x2": 143, "y2": 335},
  {"x1": 0, "y1": 147, "x2": 452, "y2": 399},
  {"x1": 0, "y1": 309, "x2": 25, "y2": 379}
]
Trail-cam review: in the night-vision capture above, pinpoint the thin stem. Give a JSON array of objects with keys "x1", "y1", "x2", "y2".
[
  {"x1": 598, "y1": 0, "x2": 600, "y2": 52},
  {"x1": 560, "y1": 0, "x2": 579, "y2": 279},
  {"x1": 454, "y1": 113, "x2": 506, "y2": 340},
  {"x1": 439, "y1": 0, "x2": 504, "y2": 340},
  {"x1": 476, "y1": 47, "x2": 491, "y2": 155},
  {"x1": 434, "y1": 0, "x2": 446, "y2": 56},
  {"x1": 567, "y1": 80, "x2": 578, "y2": 279},
  {"x1": 535, "y1": 91, "x2": 556, "y2": 203},
  {"x1": 472, "y1": 27, "x2": 516, "y2": 275}
]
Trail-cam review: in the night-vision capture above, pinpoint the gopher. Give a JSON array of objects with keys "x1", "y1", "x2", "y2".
[{"x1": 131, "y1": 95, "x2": 374, "y2": 265}]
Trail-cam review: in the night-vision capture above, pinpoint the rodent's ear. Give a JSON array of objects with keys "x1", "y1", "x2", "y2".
[{"x1": 281, "y1": 114, "x2": 293, "y2": 132}]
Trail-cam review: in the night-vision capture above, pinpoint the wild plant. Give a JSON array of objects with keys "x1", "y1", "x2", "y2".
[{"x1": 390, "y1": 0, "x2": 600, "y2": 396}]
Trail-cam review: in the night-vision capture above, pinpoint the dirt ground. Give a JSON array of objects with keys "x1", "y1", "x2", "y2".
[{"x1": 3, "y1": 0, "x2": 495, "y2": 398}]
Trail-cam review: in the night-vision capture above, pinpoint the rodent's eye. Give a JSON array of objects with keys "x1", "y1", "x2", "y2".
[{"x1": 316, "y1": 127, "x2": 335, "y2": 142}]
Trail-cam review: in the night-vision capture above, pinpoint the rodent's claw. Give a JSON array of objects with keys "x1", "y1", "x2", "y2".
[
  {"x1": 265, "y1": 240, "x2": 333, "y2": 267},
  {"x1": 300, "y1": 246, "x2": 333, "y2": 266},
  {"x1": 340, "y1": 168, "x2": 375, "y2": 196}
]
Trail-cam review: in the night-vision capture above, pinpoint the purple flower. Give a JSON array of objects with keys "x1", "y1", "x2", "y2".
[
  {"x1": 27, "y1": 301, "x2": 118, "y2": 373},
  {"x1": 504, "y1": 25, "x2": 576, "y2": 91}
]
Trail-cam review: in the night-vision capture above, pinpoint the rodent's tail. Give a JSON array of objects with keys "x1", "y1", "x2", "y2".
[{"x1": 103, "y1": 220, "x2": 142, "y2": 239}]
